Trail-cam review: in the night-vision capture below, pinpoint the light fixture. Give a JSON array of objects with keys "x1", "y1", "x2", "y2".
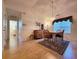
[
  {"x1": 44, "y1": 0, "x2": 57, "y2": 30},
  {"x1": 51, "y1": 0, "x2": 56, "y2": 21}
]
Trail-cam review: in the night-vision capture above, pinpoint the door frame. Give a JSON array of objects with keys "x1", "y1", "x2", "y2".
[{"x1": 7, "y1": 19, "x2": 19, "y2": 48}]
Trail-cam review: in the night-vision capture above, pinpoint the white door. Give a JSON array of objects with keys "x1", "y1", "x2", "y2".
[{"x1": 9, "y1": 20, "x2": 18, "y2": 49}]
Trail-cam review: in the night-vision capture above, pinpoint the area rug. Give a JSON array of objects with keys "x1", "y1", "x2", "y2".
[{"x1": 39, "y1": 40, "x2": 70, "y2": 55}]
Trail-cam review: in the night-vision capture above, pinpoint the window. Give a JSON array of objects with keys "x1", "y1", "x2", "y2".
[{"x1": 53, "y1": 16, "x2": 72, "y2": 34}]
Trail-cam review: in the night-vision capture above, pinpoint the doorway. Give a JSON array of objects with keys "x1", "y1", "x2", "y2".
[{"x1": 9, "y1": 20, "x2": 19, "y2": 49}]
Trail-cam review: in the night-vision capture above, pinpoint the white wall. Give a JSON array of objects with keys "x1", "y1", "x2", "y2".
[{"x1": 2, "y1": 2, "x2": 8, "y2": 49}]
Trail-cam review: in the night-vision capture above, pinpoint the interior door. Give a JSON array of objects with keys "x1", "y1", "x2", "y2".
[{"x1": 9, "y1": 20, "x2": 18, "y2": 49}]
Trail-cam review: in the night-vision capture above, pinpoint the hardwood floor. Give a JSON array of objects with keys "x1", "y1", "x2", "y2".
[{"x1": 3, "y1": 40, "x2": 77, "y2": 59}]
